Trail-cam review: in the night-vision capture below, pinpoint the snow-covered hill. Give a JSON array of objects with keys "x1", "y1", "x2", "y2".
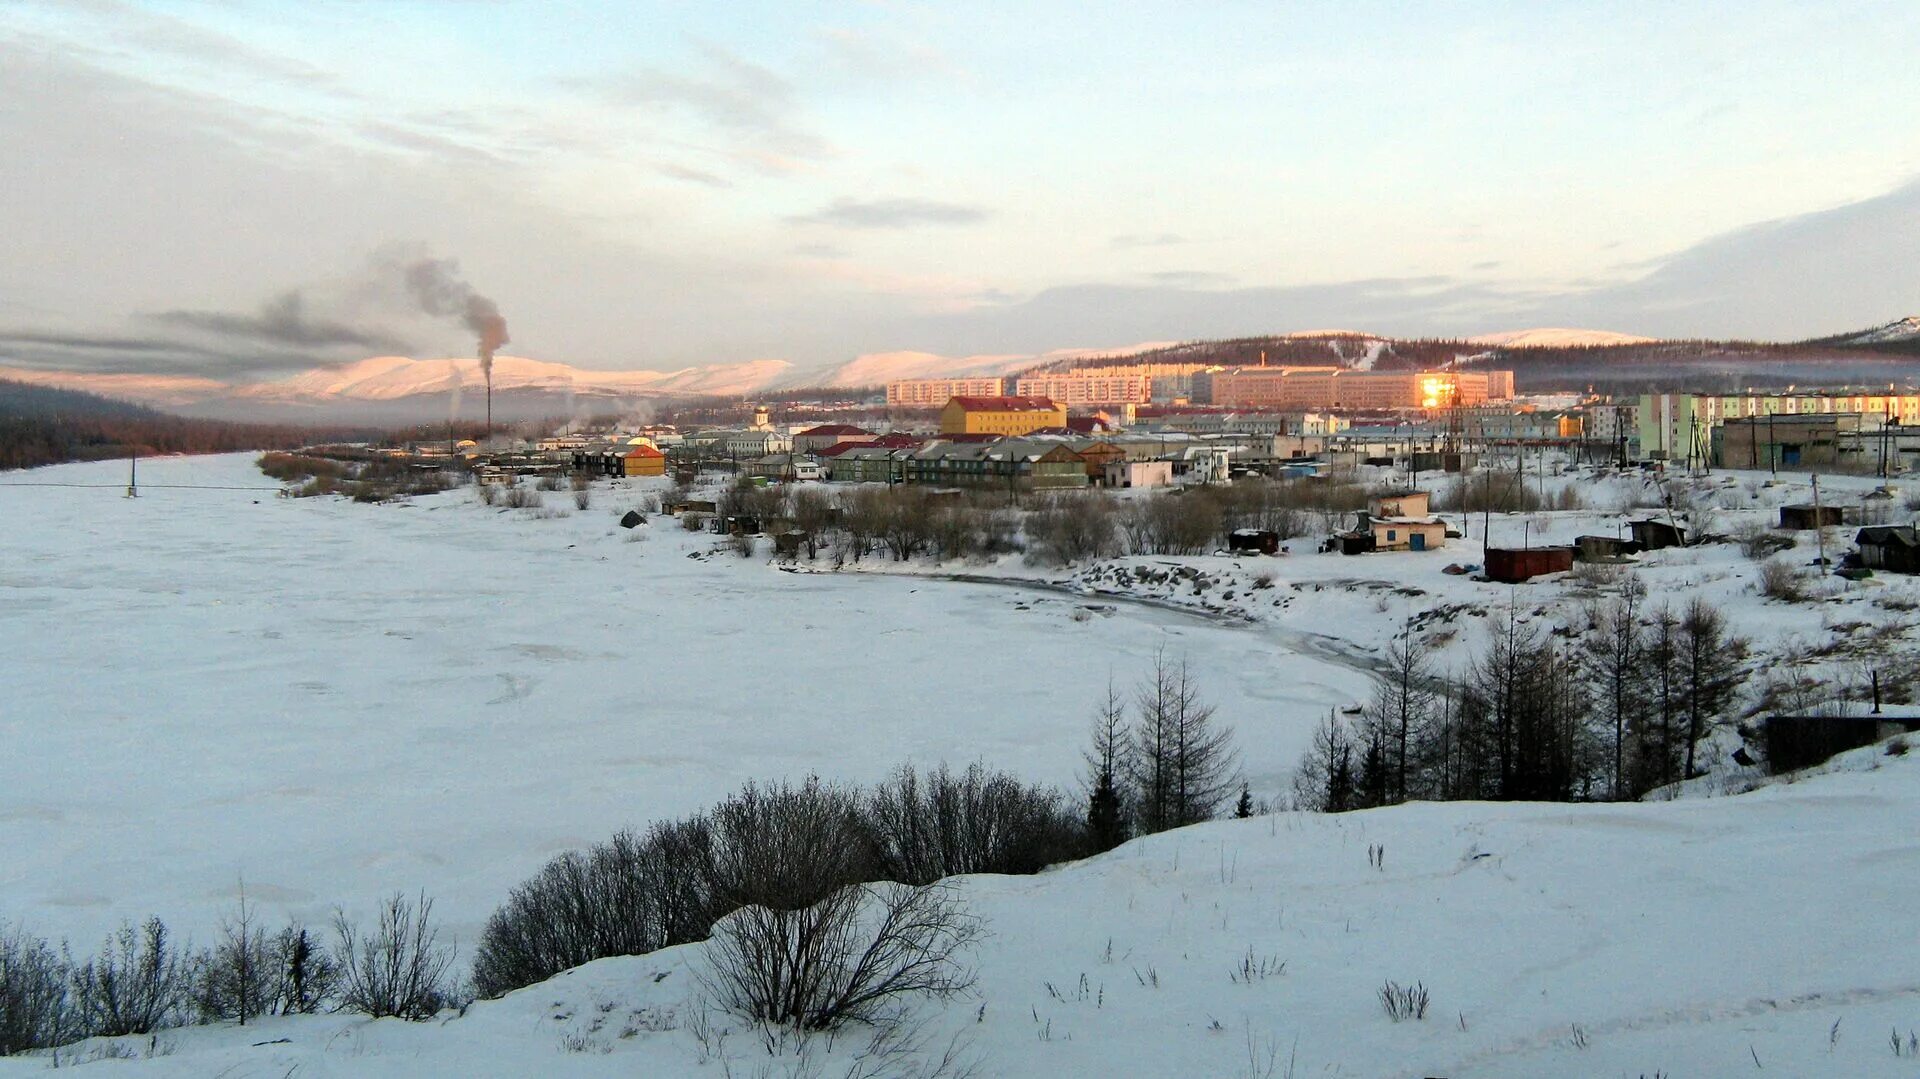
[
  {"x1": 1845, "y1": 316, "x2": 1920, "y2": 345},
  {"x1": 1468, "y1": 327, "x2": 1658, "y2": 347},
  {"x1": 807, "y1": 341, "x2": 1179, "y2": 389}
]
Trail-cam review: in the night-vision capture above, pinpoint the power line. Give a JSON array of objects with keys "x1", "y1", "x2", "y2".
[{"x1": 0, "y1": 481, "x2": 280, "y2": 491}]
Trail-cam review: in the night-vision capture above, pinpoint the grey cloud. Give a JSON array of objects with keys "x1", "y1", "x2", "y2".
[
  {"x1": 1532, "y1": 177, "x2": 1920, "y2": 340},
  {"x1": 791, "y1": 243, "x2": 850, "y2": 259},
  {"x1": 150, "y1": 292, "x2": 410, "y2": 352},
  {"x1": 588, "y1": 43, "x2": 829, "y2": 163},
  {"x1": 789, "y1": 197, "x2": 988, "y2": 230},
  {"x1": 657, "y1": 162, "x2": 734, "y2": 188},
  {"x1": 0, "y1": 329, "x2": 328, "y2": 378}
]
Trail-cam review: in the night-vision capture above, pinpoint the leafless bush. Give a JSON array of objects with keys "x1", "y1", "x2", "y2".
[
  {"x1": 1026, "y1": 493, "x2": 1120, "y2": 566},
  {"x1": 331, "y1": 892, "x2": 455, "y2": 1020},
  {"x1": 1732, "y1": 520, "x2": 1794, "y2": 560},
  {"x1": 1758, "y1": 558, "x2": 1808, "y2": 602},
  {"x1": 683, "y1": 511, "x2": 709, "y2": 532},
  {"x1": 537, "y1": 473, "x2": 565, "y2": 492},
  {"x1": 473, "y1": 820, "x2": 719, "y2": 999},
  {"x1": 476, "y1": 482, "x2": 499, "y2": 506},
  {"x1": 1120, "y1": 492, "x2": 1221, "y2": 555},
  {"x1": 707, "y1": 778, "x2": 875, "y2": 914},
  {"x1": 730, "y1": 531, "x2": 758, "y2": 558},
  {"x1": 574, "y1": 487, "x2": 592, "y2": 511},
  {"x1": 866, "y1": 763, "x2": 1084, "y2": 885},
  {"x1": 1379, "y1": 980, "x2": 1430, "y2": 1022},
  {"x1": 0, "y1": 923, "x2": 73, "y2": 1055},
  {"x1": 1435, "y1": 473, "x2": 1545, "y2": 514},
  {"x1": 68, "y1": 918, "x2": 191, "y2": 1037},
  {"x1": 1568, "y1": 559, "x2": 1622, "y2": 590},
  {"x1": 702, "y1": 880, "x2": 981, "y2": 1031},
  {"x1": 503, "y1": 486, "x2": 541, "y2": 510}
]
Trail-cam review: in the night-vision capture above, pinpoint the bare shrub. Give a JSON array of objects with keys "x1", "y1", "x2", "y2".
[
  {"x1": 707, "y1": 778, "x2": 875, "y2": 914},
  {"x1": 1733, "y1": 520, "x2": 1794, "y2": 560},
  {"x1": 729, "y1": 531, "x2": 758, "y2": 558},
  {"x1": 1379, "y1": 980, "x2": 1430, "y2": 1022},
  {"x1": 1026, "y1": 493, "x2": 1120, "y2": 566},
  {"x1": 0, "y1": 924, "x2": 73, "y2": 1055},
  {"x1": 574, "y1": 487, "x2": 592, "y2": 511},
  {"x1": 1758, "y1": 558, "x2": 1808, "y2": 602},
  {"x1": 472, "y1": 819, "x2": 719, "y2": 999},
  {"x1": 476, "y1": 481, "x2": 499, "y2": 506},
  {"x1": 537, "y1": 473, "x2": 564, "y2": 492},
  {"x1": 866, "y1": 763, "x2": 1084, "y2": 885},
  {"x1": 683, "y1": 511, "x2": 709, "y2": 532},
  {"x1": 331, "y1": 892, "x2": 455, "y2": 1021},
  {"x1": 503, "y1": 487, "x2": 542, "y2": 510},
  {"x1": 702, "y1": 880, "x2": 981, "y2": 1031},
  {"x1": 69, "y1": 918, "x2": 191, "y2": 1037}
]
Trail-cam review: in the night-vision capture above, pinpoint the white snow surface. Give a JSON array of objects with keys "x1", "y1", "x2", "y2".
[
  {"x1": 7, "y1": 455, "x2": 1920, "y2": 1076},
  {"x1": 0, "y1": 455, "x2": 1367, "y2": 953}
]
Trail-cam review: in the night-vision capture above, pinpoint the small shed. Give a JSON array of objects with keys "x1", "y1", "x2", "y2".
[
  {"x1": 667, "y1": 499, "x2": 719, "y2": 516},
  {"x1": 1574, "y1": 535, "x2": 1640, "y2": 563},
  {"x1": 1763, "y1": 713, "x2": 1920, "y2": 774},
  {"x1": 1332, "y1": 530, "x2": 1376, "y2": 556},
  {"x1": 1779, "y1": 504, "x2": 1846, "y2": 530},
  {"x1": 1856, "y1": 526, "x2": 1920, "y2": 574},
  {"x1": 1228, "y1": 529, "x2": 1281, "y2": 555},
  {"x1": 1485, "y1": 546, "x2": 1576, "y2": 583},
  {"x1": 1629, "y1": 519, "x2": 1687, "y2": 550}
]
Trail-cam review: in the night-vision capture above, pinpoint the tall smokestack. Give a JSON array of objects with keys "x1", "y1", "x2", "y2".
[{"x1": 401, "y1": 257, "x2": 508, "y2": 436}]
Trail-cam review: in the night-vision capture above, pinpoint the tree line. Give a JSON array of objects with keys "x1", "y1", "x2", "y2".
[
  {"x1": 1293, "y1": 589, "x2": 1746, "y2": 811},
  {"x1": 0, "y1": 378, "x2": 400, "y2": 472}
]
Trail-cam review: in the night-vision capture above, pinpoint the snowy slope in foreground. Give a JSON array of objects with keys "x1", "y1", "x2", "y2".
[{"x1": 10, "y1": 744, "x2": 1920, "y2": 1077}]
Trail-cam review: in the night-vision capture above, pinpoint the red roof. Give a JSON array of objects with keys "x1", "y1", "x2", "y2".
[
  {"x1": 797, "y1": 424, "x2": 873, "y2": 436},
  {"x1": 945, "y1": 395, "x2": 1060, "y2": 412}
]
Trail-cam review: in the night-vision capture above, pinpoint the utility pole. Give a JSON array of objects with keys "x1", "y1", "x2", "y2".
[
  {"x1": 125, "y1": 450, "x2": 138, "y2": 498},
  {"x1": 1811, "y1": 473, "x2": 1829, "y2": 573}
]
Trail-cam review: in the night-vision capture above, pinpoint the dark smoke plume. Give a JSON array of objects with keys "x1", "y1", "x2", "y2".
[{"x1": 401, "y1": 257, "x2": 509, "y2": 376}]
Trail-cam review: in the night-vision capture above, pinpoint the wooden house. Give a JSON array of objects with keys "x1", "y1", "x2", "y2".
[
  {"x1": 1629, "y1": 519, "x2": 1687, "y2": 550},
  {"x1": 1856, "y1": 526, "x2": 1920, "y2": 574}
]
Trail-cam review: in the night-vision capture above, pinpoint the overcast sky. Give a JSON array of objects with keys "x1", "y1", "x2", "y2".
[{"x1": 3, "y1": 0, "x2": 1918, "y2": 381}]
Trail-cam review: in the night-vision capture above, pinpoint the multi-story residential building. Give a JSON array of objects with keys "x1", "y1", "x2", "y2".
[
  {"x1": 1012, "y1": 372, "x2": 1152, "y2": 406},
  {"x1": 885, "y1": 377, "x2": 1007, "y2": 408},
  {"x1": 1206, "y1": 368, "x2": 1515, "y2": 410},
  {"x1": 1638, "y1": 392, "x2": 1920, "y2": 465},
  {"x1": 939, "y1": 396, "x2": 1067, "y2": 436}
]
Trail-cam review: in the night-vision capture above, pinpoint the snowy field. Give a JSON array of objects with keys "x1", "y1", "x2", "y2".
[
  {"x1": 7, "y1": 453, "x2": 1920, "y2": 1076},
  {"x1": 0, "y1": 454, "x2": 1369, "y2": 952}
]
